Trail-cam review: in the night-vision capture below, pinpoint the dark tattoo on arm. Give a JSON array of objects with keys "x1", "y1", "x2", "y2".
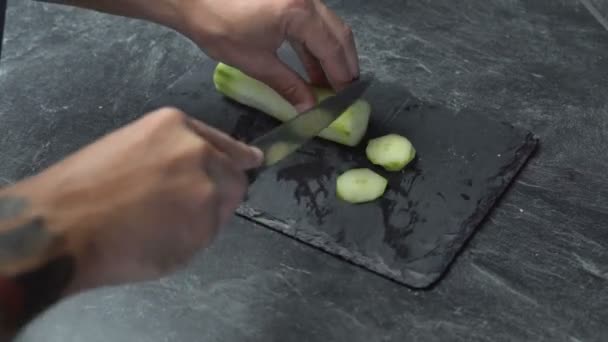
[
  {"x1": 0, "y1": 196, "x2": 75, "y2": 338},
  {"x1": 0, "y1": 217, "x2": 59, "y2": 265},
  {"x1": 0, "y1": 197, "x2": 26, "y2": 220},
  {"x1": 0, "y1": 197, "x2": 66, "y2": 269}
]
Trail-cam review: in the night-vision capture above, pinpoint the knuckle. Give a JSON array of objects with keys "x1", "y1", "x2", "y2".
[
  {"x1": 169, "y1": 139, "x2": 209, "y2": 172},
  {"x1": 193, "y1": 139, "x2": 212, "y2": 158},
  {"x1": 195, "y1": 181, "x2": 219, "y2": 203},
  {"x1": 341, "y1": 25, "x2": 354, "y2": 41},
  {"x1": 143, "y1": 107, "x2": 188, "y2": 133},
  {"x1": 152, "y1": 106, "x2": 187, "y2": 122},
  {"x1": 178, "y1": 137, "x2": 205, "y2": 157}
]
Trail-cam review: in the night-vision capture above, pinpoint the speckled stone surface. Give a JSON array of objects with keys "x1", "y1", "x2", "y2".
[
  {"x1": 1, "y1": 0, "x2": 607, "y2": 341},
  {"x1": 585, "y1": 0, "x2": 608, "y2": 30}
]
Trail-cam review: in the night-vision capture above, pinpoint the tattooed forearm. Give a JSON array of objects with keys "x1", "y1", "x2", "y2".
[
  {"x1": 0, "y1": 198, "x2": 65, "y2": 274},
  {"x1": 0, "y1": 218, "x2": 59, "y2": 265},
  {"x1": 0, "y1": 196, "x2": 75, "y2": 338},
  {"x1": 0, "y1": 197, "x2": 27, "y2": 220}
]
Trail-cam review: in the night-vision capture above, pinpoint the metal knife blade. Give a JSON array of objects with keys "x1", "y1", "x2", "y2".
[{"x1": 249, "y1": 75, "x2": 374, "y2": 173}]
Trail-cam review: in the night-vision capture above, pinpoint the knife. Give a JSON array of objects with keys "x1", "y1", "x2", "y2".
[{"x1": 246, "y1": 75, "x2": 374, "y2": 182}]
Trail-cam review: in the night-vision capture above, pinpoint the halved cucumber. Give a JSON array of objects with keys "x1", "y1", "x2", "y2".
[
  {"x1": 213, "y1": 62, "x2": 371, "y2": 146},
  {"x1": 336, "y1": 168, "x2": 388, "y2": 204},
  {"x1": 366, "y1": 134, "x2": 416, "y2": 171}
]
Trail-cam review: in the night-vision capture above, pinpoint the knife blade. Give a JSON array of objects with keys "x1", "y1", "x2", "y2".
[{"x1": 247, "y1": 75, "x2": 374, "y2": 182}]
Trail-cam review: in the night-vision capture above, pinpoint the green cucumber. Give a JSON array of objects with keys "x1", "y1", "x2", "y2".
[
  {"x1": 264, "y1": 142, "x2": 296, "y2": 166},
  {"x1": 366, "y1": 134, "x2": 416, "y2": 171},
  {"x1": 213, "y1": 62, "x2": 372, "y2": 146},
  {"x1": 336, "y1": 168, "x2": 388, "y2": 204}
]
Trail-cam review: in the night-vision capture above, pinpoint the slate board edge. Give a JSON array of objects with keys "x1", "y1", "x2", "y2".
[
  {"x1": 427, "y1": 133, "x2": 540, "y2": 288},
  {"x1": 234, "y1": 205, "x2": 436, "y2": 289}
]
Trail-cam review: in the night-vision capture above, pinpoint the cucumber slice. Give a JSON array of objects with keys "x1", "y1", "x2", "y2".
[
  {"x1": 336, "y1": 168, "x2": 388, "y2": 204},
  {"x1": 366, "y1": 134, "x2": 416, "y2": 171},
  {"x1": 264, "y1": 142, "x2": 296, "y2": 166},
  {"x1": 213, "y1": 62, "x2": 371, "y2": 146}
]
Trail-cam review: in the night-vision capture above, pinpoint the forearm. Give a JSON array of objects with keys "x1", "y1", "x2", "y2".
[
  {"x1": 35, "y1": 0, "x2": 187, "y2": 31},
  {"x1": 0, "y1": 184, "x2": 78, "y2": 339}
]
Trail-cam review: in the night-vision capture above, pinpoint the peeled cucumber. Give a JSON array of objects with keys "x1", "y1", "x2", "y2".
[
  {"x1": 366, "y1": 134, "x2": 416, "y2": 171},
  {"x1": 264, "y1": 142, "x2": 296, "y2": 166},
  {"x1": 336, "y1": 168, "x2": 388, "y2": 204},
  {"x1": 213, "y1": 62, "x2": 372, "y2": 146}
]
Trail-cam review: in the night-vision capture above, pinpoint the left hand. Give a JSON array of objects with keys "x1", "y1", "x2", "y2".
[{"x1": 176, "y1": 0, "x2": 360, "y2": 112}]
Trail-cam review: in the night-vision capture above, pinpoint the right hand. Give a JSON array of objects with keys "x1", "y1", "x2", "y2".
[{"x1": 9, "y1": 107, "x2": 262, "y2": 290}]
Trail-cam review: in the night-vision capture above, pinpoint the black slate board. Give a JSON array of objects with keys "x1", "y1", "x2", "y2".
[{"x1": 144, "y1": 48, "x2": 538, "y2": 288}]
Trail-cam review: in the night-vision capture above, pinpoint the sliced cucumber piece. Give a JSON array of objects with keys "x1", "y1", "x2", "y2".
[
  {"x1": 264, "y1": 142, "x2": 296, "y2": 166},
  {"x1": 336, "y1": 168, "x2": 388, "y2": 204},
  {"x1": 213, "y1": 62, "x2": 371, "y2": 146},
  {"x1": 366, "y1": 134, "x2": 416, "y2": 171}
]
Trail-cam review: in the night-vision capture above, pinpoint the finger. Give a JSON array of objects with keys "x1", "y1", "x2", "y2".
[
  {"x1": 240, "y1": 52, "x2": 317, "y2": 113},
  {"x1": 313, "y1": 1, "x2": 359, "y2": 78},
  {"x1": 185, "y1": 117, "x2": 263, "y2": 170},
  {"x1": 289, "y1": 40, "x2": 329, "y2": 87},
  {"x1": 202, "y1": 147, "x2": 248, "y2": 226},
  {"x1": 286, "y1": 11, "x2": 353, "y2": 91}
]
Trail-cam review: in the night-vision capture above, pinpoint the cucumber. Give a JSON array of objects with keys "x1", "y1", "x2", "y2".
[
  {"x1": 366, "y1": 134, "x2": 416, "y2": 171},
  {"x1": 213, "y1": 62, "x2": 372, "y2": 146},
  {"x1": 336, "y1": 168, "x2": 388, "y2": 204},
  {"x1": 264, "y1": 142, "x2": 296, "y2": 166}
]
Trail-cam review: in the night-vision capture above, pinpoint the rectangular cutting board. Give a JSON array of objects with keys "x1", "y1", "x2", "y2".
[{"x1": 144, "y1": 47, "x2": 538, "y2": 288}]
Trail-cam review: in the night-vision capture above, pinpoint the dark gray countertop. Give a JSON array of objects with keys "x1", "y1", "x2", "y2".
[{"x1": 2, "y1": 0, "x2": 607, "y2": 341}]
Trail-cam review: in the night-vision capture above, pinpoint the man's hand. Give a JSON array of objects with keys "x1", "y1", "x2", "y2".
[
  {"x1": 0, "y1": 108, "x2": 262, "y2": 332},
  {"x1": 36, "y1": 107, "x2": 261, "y2": 287},
  {"x1": 180, "y1": 0, "x2": 360, "y2": 112},
  {"x1": 47, "y1": 0, "x2": 360, "y2": 113}
]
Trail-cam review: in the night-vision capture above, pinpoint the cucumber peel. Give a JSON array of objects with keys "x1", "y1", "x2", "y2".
[
  {"x1": 366, "y1": 134, "x2": 416, "y2": 171},
  {"x1": 213, "y1": 62, "x2": 372, "y2": 146},
  {"x1": 336, "y1": 168, "x2": 388, "y2": 204}
]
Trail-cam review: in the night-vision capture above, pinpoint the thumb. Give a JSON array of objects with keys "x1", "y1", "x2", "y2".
[{"x1": 247, "y1": 55, "x2": 317, "y2": 113}]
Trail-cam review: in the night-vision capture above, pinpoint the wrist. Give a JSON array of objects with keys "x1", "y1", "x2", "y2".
[
  {"x1": 137, "y1": 0, "x2": 190, "y2": 33},
  {"x1": 0, "y1": 176, "x2": 101, "y2": 324},
  {"x1": 39, "y1": 0, "x2": 207, "y2": 50},
  {"x1": 166, "y1": 0, "x2": 221, "y2": 50},
  {"x1": 39, "y1": 0, "x2": 190, "y2": 34}
]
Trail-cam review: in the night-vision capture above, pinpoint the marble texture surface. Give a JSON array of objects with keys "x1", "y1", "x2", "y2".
[{"x1": 0, "y1": 0, "x2": 606, "y2": 341}]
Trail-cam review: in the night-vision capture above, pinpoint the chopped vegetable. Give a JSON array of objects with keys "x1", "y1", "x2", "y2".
[
  {"x1": 336, "y1": 168, "x2": 388, "y2": 204},
  {"x1": 213, "y1": 63, "x2": 372, "y2": 146},
  {"x1": 264, "y1": 142, "x2": 296, "y2": 166},
  {"x1": 366, "y1": 134, "x2": 416, "y2": 171}
]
